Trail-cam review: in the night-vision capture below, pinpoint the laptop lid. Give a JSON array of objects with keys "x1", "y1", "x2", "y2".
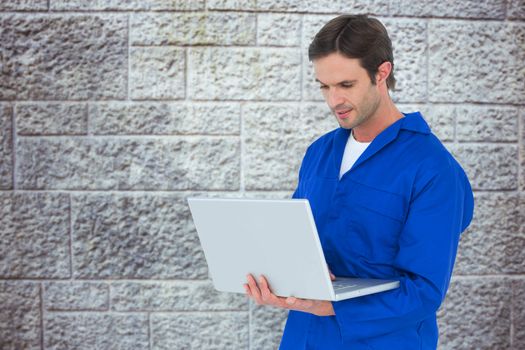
[{"x1": 187, "y1": 197, "x2": 336, "y2": 300}]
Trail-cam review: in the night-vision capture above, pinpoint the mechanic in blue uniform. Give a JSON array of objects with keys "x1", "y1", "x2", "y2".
[{"x1": 244, "y1": 14, "x2": 474, "y2": 349}]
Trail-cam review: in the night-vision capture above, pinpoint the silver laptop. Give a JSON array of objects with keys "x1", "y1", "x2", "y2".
[{"x1": 187, "y1": 197, "x2": 399, "y2": 301}]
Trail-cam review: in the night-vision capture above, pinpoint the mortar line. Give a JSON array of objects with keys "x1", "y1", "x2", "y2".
[
  {"x1": 40, "y1": 283, "x2": 45, "y2": 350},
  {"x1": 68, "y1": 195, "x2": 73, "y2": 280},
  {"x1": 240, "y1": 103, "x2": 245, "y2": 192},
  {"x1": 127, "y1": 14, "x2": 131, "y2": 101},
  {"x1": 11, "y1": 103, "x2": 17, "y2": 190}
]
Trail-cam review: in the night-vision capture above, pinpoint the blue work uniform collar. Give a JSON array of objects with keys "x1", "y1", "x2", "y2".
[{"x1": 333, "y1": 111, "x2": 431, "y2": 175}]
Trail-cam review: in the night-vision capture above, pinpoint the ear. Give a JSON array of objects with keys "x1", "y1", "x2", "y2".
[{"x1": 376, "y1": 61, "x2": 392, "y2": 87}]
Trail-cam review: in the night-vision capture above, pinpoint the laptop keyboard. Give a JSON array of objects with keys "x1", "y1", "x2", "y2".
[{"x1": 332, "y1": 280, "x2": 357, "y2": 291}]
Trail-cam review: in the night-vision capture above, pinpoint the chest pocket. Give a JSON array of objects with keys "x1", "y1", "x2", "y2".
[
  {"x1": 330, "y1": 179, "x2": 408, "y2": 268},
  {"x1": 348, "y1": 179, "x2": 407, "y2": 223}
]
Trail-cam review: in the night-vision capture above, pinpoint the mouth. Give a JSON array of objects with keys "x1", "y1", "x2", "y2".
[{"x1": 335, "y1": 108, "x2": 352, "y2": 120}]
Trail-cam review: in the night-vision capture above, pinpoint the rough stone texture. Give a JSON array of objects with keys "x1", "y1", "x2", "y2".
[
  {"x1": 130, "y1": 47, "x2": 185, "y2": 100},
  {"x1": 71, "y1": 194, "x2": 208, "y2": 279},
  {"x1": 513, "y1": 279, "x2": 525, "y2": 348},
  {"x1": 455, "y1": 192, "x2": 524, "y2": 274},
  {"x1": 111, "y1": 281, "x2": 248, "y2": 311},
  {"x1": 207, "y1": 0, "x2": 256, "y2": 10},
  {"x1": 0, "y1": 192, "x2": 70, "y2": 278},
  {"x1": 189, "y1": 48, "x2": 301, "y2": 101},
  {"x1": 257, "y1": 14, "x2": 301, "y2": 46},
  {"x1": 429, "y1": 21, "x2": 525, "y2": 104},
  {"x1": 16, "y1": 103, "x2": 88, "y2": 136},
  {"x1": 437, "y1": 278, "x2": 511, "y2": 349},
  {"x1": 508, "y1": 0, "x2": 525, "y2": 19},
  {"x1": 455, "y1": 105, "x2": 519, "y2": 142},
  {"x1": 0, "y1": 104, "x2": 13, "y2": 189},
  {"x1": 45, "y1": 313, "x2": 149, "y2": 350},
  {"x1": 244, "y1": 103, "x2": 337, "y2": 190},
  {"x1": 257, "y1": 0, "x2": 389, "y2": 14},
  {"x1": 449, "y1": 144, "x2": 518, "y2": 190},
  {"x1": 0, "y1": 0, "x2": 47, "y2": 10},
  {"x1": 0, "y1": 14, "x2": 127, "y2": 100},
  {"x1": 390, "y1": 0, "x2": 506, "y2": 19},
  {"x1": 16, "y1": 137, "x2": 240, "y2": 190},
  {"x1": 251, "y1": 304, "x2": 288, "y2": 350},
  {"x1": 0, "y1": 281, "x2": 41, "y2": 350},
  {"x1": 44, "y1": 282, "x2": 109, "y2": 311},
  {"x1": 51, "y1": 0, "x2": 204, "y2": 10},
  {"x1": 131, "y1": 12, "x2": 255, "y2": 46},
  {"x1": 151, "y1": 312, "x2": 249, "y2": 350},
  {"x1": 302, "y1": 17, "x2": 427, "y2": 103},
  {"x1": 90, "y1": 102, "x2": 240, "y2": 135}
]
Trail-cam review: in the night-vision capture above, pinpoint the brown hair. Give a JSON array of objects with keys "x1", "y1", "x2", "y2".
[{"x1": 308, "y1": 14, "x2": 396, "y2": 90}]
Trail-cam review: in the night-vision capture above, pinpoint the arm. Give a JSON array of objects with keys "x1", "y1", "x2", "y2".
[{"x1": 331, "y1": 160, "x2": 474, "y2": 342}]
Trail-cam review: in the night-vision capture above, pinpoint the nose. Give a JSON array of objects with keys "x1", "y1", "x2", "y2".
[{"x1": 325, "y1": 88, "x2": 345, "y2": 109}]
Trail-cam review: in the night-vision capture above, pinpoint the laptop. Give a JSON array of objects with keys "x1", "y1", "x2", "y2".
[{"x1": 187, "y1": 197, "x2": 399, "y2": 301}]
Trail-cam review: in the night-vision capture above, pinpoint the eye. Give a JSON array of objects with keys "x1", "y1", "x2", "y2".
[
  {"x1": 341, "y1": 83, "x2": 353, "y2": 88},
  {"x1": 319, "y1": 85, "x2": 328, "y2": 90}
]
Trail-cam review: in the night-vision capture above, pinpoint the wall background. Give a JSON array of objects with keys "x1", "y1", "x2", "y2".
[{"x1": 0, "y1": 0, "x2": 524, "y2": 349}]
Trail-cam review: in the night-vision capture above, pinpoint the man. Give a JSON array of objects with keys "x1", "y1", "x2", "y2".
[{"x1": 244, "y1": 14, "x2": 474, "y2": 349}]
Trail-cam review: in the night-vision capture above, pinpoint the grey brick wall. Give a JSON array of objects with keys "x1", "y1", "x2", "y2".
[{"x1": 0, "y1": 1, "x2": 523, "y2": 349}]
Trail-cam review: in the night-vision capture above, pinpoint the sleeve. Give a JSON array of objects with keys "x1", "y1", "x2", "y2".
[{"x1": 332, "y1": 159, "x2": 474, "y2": 342}]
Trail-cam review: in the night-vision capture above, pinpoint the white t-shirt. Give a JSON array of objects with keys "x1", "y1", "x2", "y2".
[{"x1": 339, "y1": 131, "x2": 372, "y2": 179}]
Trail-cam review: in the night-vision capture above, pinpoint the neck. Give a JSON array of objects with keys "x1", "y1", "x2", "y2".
[{"x1": 352, "y1": 96, "x2": 403, "y2": 142}]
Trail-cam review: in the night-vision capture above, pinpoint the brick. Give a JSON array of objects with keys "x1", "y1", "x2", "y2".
[
  {"x1": 45, "y1": 313, "x2": 148, "y2": 350},
  {"x1": 429, "y1": 21, "x2": 525, "y2": 104},
  {"x1": 44, "y1": 282, "x2": 109, "y2": 311},
  {"x1": 508, "y1": 0, "x2": 525, "y2": 19},
  {"x1": 0, "y1": 281, "x2": 41, "y2": 350},
  {"x1": 390, "y1": 0, "x2": 506, "y2": 19},
  {"x1": 130, "y1": 47, "x2": 185, "y2": 100},
  {"x1": 257, "y1": 0, "x2": 389, "y2": 14},
  {"x1": 16, "y1": 103, "x2": 88, "y2": 136},
  {"x1": 16, "y1": 137, "x2": 240, "y2": 190},
  {"x1": 131, "y1": 12, "x2": 256, "y2": 46},
  {"x1": 0, "y1": 14, "x2": 127, "y2": 100},
  {"x1": 207, "y1": 0, "x2": 256, "y2": 10},
  {"x1": 455, "y1": 105, "x2": 518, "y2": 142},
  {"x1": 383, "y1": 19, "x2": 428, "y2": 103},
  {"x1": 151, "y1": 312, "x2": 249, "y2": 350},
  {"x1": 189, "y1": 47, "x2": 301, "y2": 101},
  {"x1": 243, "y1": 103, "x2": 337, "y2": 190},
  {"x1": 251, "y1": 304, "x2": 288, "y2": 350},
  {"x1": 0, "y1": 0, "x2": 47, "y2": 10},
  {"x1": 513, "y1": 279, "x2": 525, "y2": 348},
  {"x1": 51, "y1": 0, "x2": 204, "y2": 10},
  {"x1": 71, "y1": 194, "x2": 208, "y2": 279},
  {"x1": 454, "y1": 229, "x2": 524, "y2": 275},
  {"x1": 0, "y1": 104, "x2": 13, "y2": 189},
  {"x1": 111, "y1": 281, "x2": 248, "y2": 311},
  {"x1": 90, "y1": 102, "x2": 240, "y2": 135},
  {"x1": 302, "y1": 17, "x2": 427, "y2": 103},
  {"x1": 438, "y1": 278, "x2": 511, "y2": 349},
  {"x1": 449, "y1": 144, "x2": 518, "y2": 190},
  {"x1": 257, "y1": 14, "x2": 301, "y2": 46},
  {"x1": 0, "y1": 192, "x2": 70, "y2": 278}
]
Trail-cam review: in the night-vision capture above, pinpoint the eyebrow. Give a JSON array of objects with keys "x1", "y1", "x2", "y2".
[{"x1": 315, "y1": 79, "x2": 357, "y2": 86}]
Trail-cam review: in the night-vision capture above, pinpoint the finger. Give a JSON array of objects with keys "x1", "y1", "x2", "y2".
[
  {"x1": 258, "y1": 276, "x2": 286, "y2": 307},
  {"x1": 246, "y1": 274, "x2": 263, "y2": 304},
  {"x1": 330, "y1": 271, "x2": 336, "y2": 281},
  {"x1": 243, "y1": 284, "x2": 252, "y2": 297}
]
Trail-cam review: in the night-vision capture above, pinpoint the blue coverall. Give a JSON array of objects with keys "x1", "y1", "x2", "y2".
[{"x1": 279, "y1": 112, "x2": 474, "y2": 349}]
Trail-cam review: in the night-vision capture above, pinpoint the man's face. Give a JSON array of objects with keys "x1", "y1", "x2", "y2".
[{"x1": 313, "y1": 53, "x2": 381, "y2": 130}]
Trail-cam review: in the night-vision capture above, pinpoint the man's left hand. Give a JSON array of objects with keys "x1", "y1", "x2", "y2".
[{"x1": 244, "y1": 274, "x2": 335, "y2": 317}]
